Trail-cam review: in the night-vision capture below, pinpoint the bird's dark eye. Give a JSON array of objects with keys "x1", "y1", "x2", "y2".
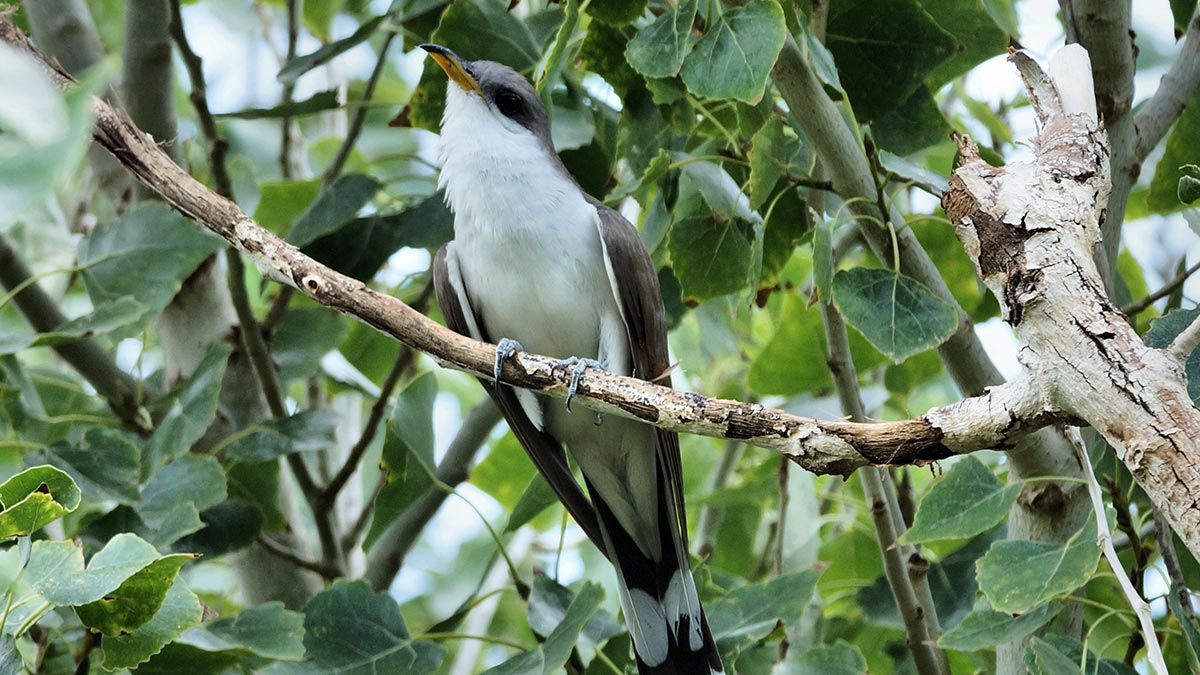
[{"x1": 495, "y1": 90, "x2": 522, "y2": 117}]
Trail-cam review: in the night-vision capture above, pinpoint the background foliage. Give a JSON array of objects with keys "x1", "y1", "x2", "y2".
[{"x1": 0, "y1": 0, "x2": 1198, "y2": 673}]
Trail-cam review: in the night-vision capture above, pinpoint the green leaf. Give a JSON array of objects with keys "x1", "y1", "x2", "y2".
[
  {"x1": 136, "y1": 455, "x2": 228, "y2": 548},
  {"x1": 0, "y1": 297, "x2": 150, "y2": 355},
  {"x1": 1148, "y1": 89, "x2": 1200, "y2": 212},
  {"x1": 0, "y1": 44, "x2": 99, "y2": 219},
  {"x1": 365, "y1": 373, "x2": 438, "y2": 548},
  {"x1": 173, "y1": 498, "x2": 263, "y2": 558},
  {"x1": 27, "y1": 533, "x2": 158, "y2": 606},
  {"x1": 1170, "y1": 0, "x2": 1195, "y2": 36},
  {"x1": 301, "y1": 196, "x2": 453, "y2": 280},
  {"x1": 0, "y1": 635, "x2": 19, "y2": 675},
  {"x1": 277, "y1": 15, "x2": 386, "y2": 86},
  {"x1": 1144, "y1": 307, "x2": 1200, "y2": 404},
  {"x1": 144, "y1": 343, "x2": 231, "y2": 471},
  {"x1": 0, "y1": 464, "x2": 80, "y2": 538},
  {"x1": 77, "y1": 202, "x2": 224, "y2": 318},
  {"x1": 707, "y1": 570, "x2": 820, "y2": 641},
  {"x1": 871, "y1": 86, "x2": 951, "y2": 156},
  {"x1": 858, "y1": 527, "x2": 997, "y2": 631},
  {"x1": 472, "y1": 432, "x2": 538, "y2": 511},
  {"x1": 680, "y1": 0, "x2": 787, "y2": 104},
  {"x1": 1169, "y1": 582, "x2": 1200, "y2": 671},
  {"x1": 832, "y1": 267, "x2": 958, "y2": 363},
  {"x1": 484, "y1": 582, "x2": 603, "y2": 675},
  {"x1": 625, "y1": 0, "x2": 697, "y2": 79},
  {"x1": 761, "y1": 186, "x2": 809, "y2": 283},
  {"x1": 921, "y1": 0, "x2": 1011, "y2": 89},
  {"x1": 669, "y1": 216, "x2": 754, "y2": 301},
  {"x1": 902, "y1": 456, "x2": 1020, "y2": 544},
  {"x1": 273, "y1": 306, "x2": 348, "y2": 385},
  {"x1": 301, "y1": 579, "x2": 445, "y2": 674},
  {"x1": 825, "y1": 0, "x2": 958, "y2": 120},
  {"x1": 286, "y1": 173, "x2": 381, "y2": 247},
  {"x1": 33, "y1": 428, "x2": 141, "y2": 504},
  {"x1": 1025, "y1": 637, "x2": 1080, "y2": 675},
  {"x1": 177, "y1": 602, "x2": 306, "y2": 661},
  {"x1": 225, "y1": 411, "x2": 339, "y2": 463},
  {"x1": 938, "y1": 601, "x2": 1062, "y2": 651},
  {"x1": 977, "y1": 513, "x2": 1100, "y2": 613},
  {"x1": 254, "y1": 179, "x2": 322, "y2": 234},
  {"x1": 527, "y1": 573, "x2": 623, "y2": 646},
  {"x1": 748, "y1": 116, "x2": 805, "y2": 211},
  {"x1": 505, "y1": 473, "x2": 560, "y2": 533},
  {"x1": 75, "y1": 553, "x2": 194, "y2": 636},
  {"x1": 750, "y1": 294, "x2": 831, "y2": 394},
  {"x1": 216, "y1": 89, "x2": 340, "y2": 119},
  {"x1": 783, "y1": 641, "x2": 868, "y2": 674},
  {"x1": 100, "y1": 579, "x2": 205, "y2": 670},
  {"x1": 1180, "y1": 168, "x2": 1200, "y2": 204},
  {"x1": 1032, "y1": 634, "x2": 1132, "y2": 672},
  {"x1": 585, "y1": 0, "x2": 646, "y2": 26},
  {"x1": 303, "y1": 0, "x2": 346, "y2": 41}
]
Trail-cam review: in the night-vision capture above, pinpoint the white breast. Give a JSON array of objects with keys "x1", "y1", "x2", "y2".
[{"x1": 436, "y1": 84, "x2": 619, "y2": 363}]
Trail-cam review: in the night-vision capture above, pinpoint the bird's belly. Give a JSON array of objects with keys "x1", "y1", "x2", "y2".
[{"x1": 456, "y1": 225, "x2": 613, "y2": 362}]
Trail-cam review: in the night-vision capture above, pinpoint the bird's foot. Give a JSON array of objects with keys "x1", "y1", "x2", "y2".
[
  {"x1": 553, "y1": 356, "x2": 604, "y2": 412},
  {"x1": 493, "y1": 338, "x2": 523, "y2": 382}
]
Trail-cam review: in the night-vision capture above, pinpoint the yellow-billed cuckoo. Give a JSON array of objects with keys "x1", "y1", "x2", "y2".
[{"x1": 421, "y1": 44, "x2": 724, "y2": 674}]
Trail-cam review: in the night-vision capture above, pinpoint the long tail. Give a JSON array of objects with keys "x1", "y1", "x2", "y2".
[{"x1": 585, "y1": 461, "x2": 724, "y2": 674}]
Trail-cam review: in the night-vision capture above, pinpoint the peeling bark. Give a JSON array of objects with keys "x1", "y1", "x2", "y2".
[{"x1": 944, "y1": 51, "x2": 1200, "y2": 561}]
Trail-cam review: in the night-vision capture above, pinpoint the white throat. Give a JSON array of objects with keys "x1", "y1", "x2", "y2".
[{"x1": 437, "y1": 84, "x2": 584, "y2": 240}]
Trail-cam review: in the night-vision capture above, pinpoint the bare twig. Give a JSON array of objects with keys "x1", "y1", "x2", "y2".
[
  {"x1": 364, "y1": 400, "x2": 503, "y2": 590},
  {"x1": 256, "y1": 533, "x2": 338, "y2": 578},
  {"x1": 322, "y1": 29, "x2": 398, "y2": 186},
  {"x1": 322, "y1": 346, "x2": 415, "y2": 506},
  {"x1": 821, "y1": 296, "x2": 947, "y2": 675},
  {"x1": 1165, "y1": 311, "x2": 1200, "y2": 364},
  {"x1": 1073, "y1": 430, "x2": 1167, "y2": 673},
  {"x1": 279, "y1": 0, "x2": 299, "y2": 179},
  {"x1": 1122, "y1": 257, "x2": 1200, "y2": 316}
]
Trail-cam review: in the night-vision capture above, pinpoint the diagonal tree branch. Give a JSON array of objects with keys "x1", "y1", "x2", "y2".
[
  {"x1": 0, "y1": 15, "x2": 1076, "y2": 477},
  {"x1": 0, "y1": 234, "x2": 149, "y2": 433},
  {"x1": 1134, "y1": 9, "x2": 1200, "y2": 163}
]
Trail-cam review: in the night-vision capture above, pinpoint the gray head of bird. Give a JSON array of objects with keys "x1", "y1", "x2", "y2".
[{"x1": 418, "y1": 44, "x2": 554, "y2": 154}]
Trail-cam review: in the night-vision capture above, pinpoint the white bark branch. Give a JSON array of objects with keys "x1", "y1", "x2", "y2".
[{"x1": 943, "y1": 49, "x2": 1200, "y2": 561}]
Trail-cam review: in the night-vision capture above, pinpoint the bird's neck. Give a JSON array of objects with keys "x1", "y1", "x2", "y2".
[{"x1": 437, "y1": 93, "x2": 582, "y2": 239}]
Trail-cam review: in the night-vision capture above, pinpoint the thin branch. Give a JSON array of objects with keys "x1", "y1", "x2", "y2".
[
  {"x1": 1073, "y1": 430, "x2": 1168, "y2": 673},
  {"x1": 365, "y1": 400, "x2": 503, "y2": 590},
  {"x1": 1154, "y1": 507, "x2": 1196, "y2": 620},
  {"x1": 256, "y1": 533, "x2": 338, "y2": 578},
  {"x1": 0, "y1": 234, "x2": 149, "y2": 433},
  {"x1": 821, "y1": 297, "x2": 948, "y2": 675},
  {"x1": 322, "y1": 345, "x2": 415, "y2": 505},
  {"x1": 122, "y1": 0, "x2": 180, "y2": 163},
  {"x1": 1165, "y1": 311, "x2": 1200, "y2": 364},
  {"x1": 170, "y1": 1, "x2": 340, "y2": 574},
  {"x1": 694, "y1": 440, "x2": 744, "y2": 559},
  {"x1": 167, "y1": 0, "x2": 232, "y2": 199},
  {"x1": 1134, "y1": 9, "x2": 1200, "y2": 162},
  {"x1": 1122, "y1": 257, "x2": 1200, "y2": 316},
  {"x1": 322, "y1": 30, "x2": 398, "y2": 186},
  {"x1": 279, "y1": 0, "x2": 300, "y2": 179}
]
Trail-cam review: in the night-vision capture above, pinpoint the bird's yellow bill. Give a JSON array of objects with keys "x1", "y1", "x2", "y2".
[{"x1": 422, "y1": 44, "x2": 481, "y2": 96}]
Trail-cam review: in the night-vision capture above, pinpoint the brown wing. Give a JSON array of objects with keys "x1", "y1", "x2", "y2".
[
  {"x1": 587, "y1": 198, "x2": 690, "y2": 545},
  {"x1": 433, "y1": 244, "x2": 608, "y2": 557}
]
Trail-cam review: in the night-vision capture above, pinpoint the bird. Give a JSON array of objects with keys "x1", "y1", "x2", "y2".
[{"x1": 420, "y1": 43, "x2": 724, "y2": 675}]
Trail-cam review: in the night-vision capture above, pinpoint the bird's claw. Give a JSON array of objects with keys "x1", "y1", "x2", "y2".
[
  {"x1": 553, "y1": 356, "x2": 604, "y2": 412},
  {"x1": 493, "y1": 338, "x2": 523, "y2": 382}
]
